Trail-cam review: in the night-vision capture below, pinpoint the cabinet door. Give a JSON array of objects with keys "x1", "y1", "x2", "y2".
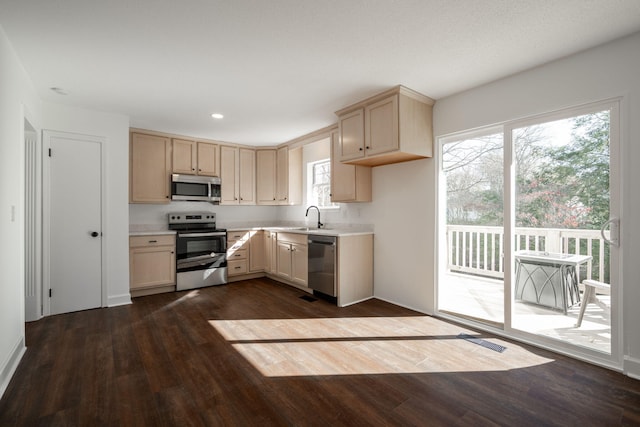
[
  {"x1": 291, "y1": 242, "x2": 308, "y2": 287},
  {"x1": 172, "y1": 139, "x2": 197, "y2": 174},
  {"x1": 130, "y1": 246, "x2": 176, "y2": 289},
  {"x1": 130, "y1": 133, "x2": 171, "y2": 203},
  {"x1": 277, "y1": 242, "x2": 292, "y2": 279},
  {"x1": 239, "y1": 148, "x2": 255, "y2": 205},
  {"x1": 338, "y1": 108, "x2": 365, "y2": 161},
  {"x1": 256, "y1": 150, "x2": 277, "y2": 204},
  {"x1": 249, "y1": 230, "x2": 265, "y2": 272},
  {"x1": 365, "y1": 94, "x2": 399, "y2": 156},
  {"x1": 276, "y1": 146, "x2": 289, "y2": 204},
  {"x1": 330, "y1": 130, "x2": 372, "y2": 203},
  {"x1": 197, "y1": 142, "x2": 219, "y2": 176},
  {"x1": 220, "y1": 146, "x2": 238, "y2": 204},
  {"x1": 331, "y1": 129, "x2": 356, "y2": 202}
]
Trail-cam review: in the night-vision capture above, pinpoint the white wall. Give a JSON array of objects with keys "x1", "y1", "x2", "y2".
[
  {"x1": 433, "y1": 32, "x2": 640, "y2": 377},
  {"x1": 42, "y1": 102, "x2": 131, "y2": 307},
  {"x1": 0, "y1": 26, "x2": 41, "y2": 398}
]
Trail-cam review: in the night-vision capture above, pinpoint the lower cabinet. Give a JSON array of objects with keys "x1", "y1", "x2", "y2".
[
  {"x1": 129, "y1": 234, "x2": 176, "y2": 297},
  {"x1": 264, "y1": 231, "x2": 278, "y2": 274},
  {"x1": 220, "y1": 229, "x2": 373, "y2": 306},
  {"x1": 227, "y1": 230, "x2": 250, "y2": 277},
  {"x1": 276, "y1": 232, "x2": 308, "y2": 287}
]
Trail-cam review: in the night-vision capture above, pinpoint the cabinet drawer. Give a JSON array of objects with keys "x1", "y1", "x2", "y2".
[
  {"x1": 277, "y1": 232, "x2": 307, "y2": 246},
  {"x1": 227, "y1": 248, "x2": 247, "y2": 260},
  {"x1": 227, "y1": 230, "x2": 249, "y2": 241},
  {"x1": 228, "y1": 259, "x2": 248, "y2": 276},
  {"x1": 130, "y1": 234, "x2": 175, "y2": 248},
  {"x1": 228, "y1": 240, "x2": 248, "y2": 251}
]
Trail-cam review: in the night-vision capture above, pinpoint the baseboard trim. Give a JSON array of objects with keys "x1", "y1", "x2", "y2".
[
  {"x1": 0, "y1": 336, "x2": 26, "y2": 400},
  {"x1": 373, "y1": 295, "x2": 433, "y2": 316},
  {"x1": 624, "y1": 356, "x2": 640, "y2": 380},
  {"x1": 108, "y1": 293, "x2": 132, "y2": 307}
]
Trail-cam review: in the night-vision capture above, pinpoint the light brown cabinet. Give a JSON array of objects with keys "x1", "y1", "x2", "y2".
[
  {"x1": 256, "y1": 149, "x2": 277, "y2": 204},
  {"x1": 335, "y1": 85, "x2": 434, "y2": 167},
  {"x1": 276, "y1": 233, "x2": 307, "y2": 287},
  {"x1": 129, "y1": 234, "x2": 176, "y2": 296},
  {"x1": 220, "y1": 146, "x2": 255, "y2": 205},
  {"x1": 336, "y1": 234, "x2": 373, "y2": 307},
  {"x1": 256, "y1": 147, "x2": 302, "y2": 206},
  {"x1": 172, "y1": 139, "x2": 219, "y2": 176},
  {"x1": 330, "y1": 129, "x2": 372, "y2": 203},
  {"x1": 249, "y1": 230, "x2": 265, "y2": 272},
  {"x1": 172, "y1": 138, "x2": 197, "y2": 174},
  {"x1": 197, "y1": 141, "x2": 220, "y2": 176},
  {"x1": 130, "y1": 132, "x2": 172, "y2": 203},
  {"x1": 264, "y1": 231, "x2": 278, "y2": 274},
  {"x1": 276, "y1": 146, "x2": 302, "y2": 205},
  {"x1": 227, "y1": 230, "x2": 249, "y2": 276}
]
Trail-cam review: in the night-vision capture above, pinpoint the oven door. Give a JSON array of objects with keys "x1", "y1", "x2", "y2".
[
  {"x1": 176, "y1": 231, "x2": 227, "y2": 265},
  {"x1": 175, "y1": 231, "x2": 227, "y2": 290}
]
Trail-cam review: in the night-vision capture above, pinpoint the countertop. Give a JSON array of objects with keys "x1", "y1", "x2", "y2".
[
  {"x1": 225, "y1": 224, "x2": 373, "y2": 237},
  {"x1": 130, "y1": 224, "x2": 373, "y2": 237},
  {"x1": 129, "y1": 225, "x2": 176, "y2": 236}
]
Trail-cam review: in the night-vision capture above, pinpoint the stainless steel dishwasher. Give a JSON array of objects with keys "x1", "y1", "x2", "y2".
[{"x1": 307, "y1": 235, "x2": 336, "y2": 297}]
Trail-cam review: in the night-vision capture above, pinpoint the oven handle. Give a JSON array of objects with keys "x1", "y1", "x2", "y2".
[
  {"x1": 178, "y1": 254, "x2": 226, "y2": 269},
  {"x1": 179, "y1": 232, "x2": 226, "y2": 238}
]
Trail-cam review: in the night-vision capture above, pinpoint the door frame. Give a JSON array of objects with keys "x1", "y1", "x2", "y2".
[
  {"x1": 42, "y1": 130, "x2": 107, "y2": 316},
  {"x1": 435, "y1": 98, "x2": 623, "y2": 370}
]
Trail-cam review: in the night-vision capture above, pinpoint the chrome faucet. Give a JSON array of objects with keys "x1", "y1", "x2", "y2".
[{"x1": 305, "y1": 205, "x2": 323, "y2": 229}]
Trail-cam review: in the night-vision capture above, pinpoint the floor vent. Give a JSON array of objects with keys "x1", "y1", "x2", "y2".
[{"x1": 457, "y1": 333, "x2": 507, "y2": 353}]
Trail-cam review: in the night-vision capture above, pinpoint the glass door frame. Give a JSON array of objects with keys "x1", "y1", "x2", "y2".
[{"x1": 435, "y1": 98, "x2": 623, "y2": 370}]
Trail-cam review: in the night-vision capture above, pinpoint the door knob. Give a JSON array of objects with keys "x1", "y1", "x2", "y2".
[{"x1": 91, "y1": 231, "x2": 99, "y2": 237}]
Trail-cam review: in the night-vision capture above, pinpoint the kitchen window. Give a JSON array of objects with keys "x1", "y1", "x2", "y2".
[{"x1": 307, "y1": 159, "x2": 337, "y2": 209}]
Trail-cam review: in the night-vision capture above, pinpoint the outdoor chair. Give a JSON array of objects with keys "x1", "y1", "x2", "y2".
[{"x1": 576, "y1": 279, "x2": 611, "y2": 327}]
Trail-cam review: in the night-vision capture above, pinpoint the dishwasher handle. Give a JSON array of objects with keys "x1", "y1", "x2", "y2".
[{"x1": 308, "y1": 239, "x2": 336, "y2": 246}]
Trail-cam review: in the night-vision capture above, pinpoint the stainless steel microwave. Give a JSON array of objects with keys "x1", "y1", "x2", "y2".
[{"x1": 171, "y1": 174, "x2": 221, "y2": 203}]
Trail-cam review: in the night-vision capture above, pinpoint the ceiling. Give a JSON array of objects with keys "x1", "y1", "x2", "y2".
[{"x1": 1, "y1": 1, "x2": 640, "y2": 146}]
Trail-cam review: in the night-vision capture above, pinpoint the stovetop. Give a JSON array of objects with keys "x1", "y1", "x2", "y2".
[{"x1": 168, "y1": 211, "x2": 225, "y2": 233}]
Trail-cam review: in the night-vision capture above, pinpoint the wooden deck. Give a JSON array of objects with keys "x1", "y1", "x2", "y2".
[{"x1": 439, "y1": 272, "x2": 611, "y2": 353}]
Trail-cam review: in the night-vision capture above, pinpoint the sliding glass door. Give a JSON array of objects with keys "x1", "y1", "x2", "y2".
[
  {"x1": 437, "y1": 100, "x2": 621, "y2": 366},
  {"x1": 438, "y1": 129, "x2": 505, "y2": 327}
]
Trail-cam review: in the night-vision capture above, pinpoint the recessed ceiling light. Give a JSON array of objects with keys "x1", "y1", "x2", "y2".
[
  {"x1": 211, "y1": 113, "x2": 224, "y2": 119},
  {"x1": 50, "y1": 87, "x2": 68, "y2": 95}
]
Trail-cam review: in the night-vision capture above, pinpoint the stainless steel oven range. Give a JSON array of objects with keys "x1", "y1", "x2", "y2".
[{"x1": 168, "y1": 212, "x2": 227, "y2": 291}]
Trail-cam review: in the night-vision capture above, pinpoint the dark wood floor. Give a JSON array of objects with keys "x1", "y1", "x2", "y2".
[{"x1": 2, "y1": 278, "x2": 639, "y2": 426}]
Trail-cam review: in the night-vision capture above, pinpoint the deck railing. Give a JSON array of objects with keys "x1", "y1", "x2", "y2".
[{"x1": 447, "y1": 225, "x2": 609, "y2": 282}]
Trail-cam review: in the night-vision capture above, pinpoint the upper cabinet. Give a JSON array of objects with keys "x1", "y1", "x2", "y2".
[
  {"x1": 130, "y1": 132, "x2": 172, "y2": 203},
  {"x1": 335, "y1": 85, "x2": 434, "y2": 167},
  {"x1": 256, "y1": 149, "x2": 277, "y2": 204},
  {"x1": 197, "y1": 141, "x2": 219, "y2": 176},
  {"x1": 172, "y1": 138, "x2": 219, "y2": 177},
  {"x1": 276, "y1": 146, "x2": 302, "y2": 205},
  {"x1": 220, "y1": 145, "x2": 255, "y2": 205},
  {"x1": 330, "y1": 129, "x2": 371, "y2": 203}
]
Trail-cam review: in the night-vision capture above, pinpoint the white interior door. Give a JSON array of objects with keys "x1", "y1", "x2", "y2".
[{"x1": 44, "y1": 131, "x2": 103, "y2": 315}]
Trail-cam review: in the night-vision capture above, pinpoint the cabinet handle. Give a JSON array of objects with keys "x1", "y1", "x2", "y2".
[
  {"x1": 359, "y1": 147, "x2": 363, "y2": 151},
  {"x1": 365, "y1": 146, "x2": 370, "y2": 149},
  {"x1": 148, "y1": 240, "x2": 157, "y2": 243},
  {"x1": 234, "y1": 266, "x2": 242, "y2": 270}
]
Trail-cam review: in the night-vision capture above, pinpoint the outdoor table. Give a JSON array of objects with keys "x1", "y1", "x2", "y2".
[{"x1": 514, "y1": 250, "x2": 592, "y2": 314}]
